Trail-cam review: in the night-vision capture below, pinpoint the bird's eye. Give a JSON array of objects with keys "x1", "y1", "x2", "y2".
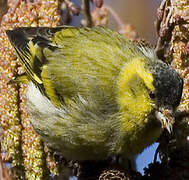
[{"x1": 149, "y1": 91, "x2": 156, "y2": 99}]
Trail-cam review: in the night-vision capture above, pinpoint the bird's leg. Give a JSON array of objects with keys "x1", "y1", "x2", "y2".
[{"x1": 68, "y1": 160, "x2": 81, "y2": 177}]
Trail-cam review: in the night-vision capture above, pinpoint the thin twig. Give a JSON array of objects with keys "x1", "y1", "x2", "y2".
[{"x1": 81, "y1": 0, "x2": 93, "y2": 27}]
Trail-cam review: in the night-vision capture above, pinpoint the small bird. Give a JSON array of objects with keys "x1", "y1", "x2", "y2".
[{"x1": 6, "y1": 26, "x2": 183, "y2": 160}]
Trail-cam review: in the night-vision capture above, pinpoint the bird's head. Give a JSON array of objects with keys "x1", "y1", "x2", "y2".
[
  {"x1": 117, "y1": 57, "x2": 183, "y2": 133},
  {"x1": 148, "y1": 60, "x2": 183, "y2": 133}
]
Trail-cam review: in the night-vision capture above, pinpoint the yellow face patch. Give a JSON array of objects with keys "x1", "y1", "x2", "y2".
[{"x1": 117, "y1": 58, "x2": 155, "y2": 132}]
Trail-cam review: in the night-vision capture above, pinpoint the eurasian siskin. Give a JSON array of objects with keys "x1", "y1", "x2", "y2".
[{"x1": 7, "y1": 26, "x2": 183, "y2": 160}]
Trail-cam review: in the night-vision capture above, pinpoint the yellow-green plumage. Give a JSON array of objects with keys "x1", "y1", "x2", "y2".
[{"x1": 7, "y1": 26, "x2": 183, "y2": 160}]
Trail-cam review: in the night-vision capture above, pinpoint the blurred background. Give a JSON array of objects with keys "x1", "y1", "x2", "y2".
[
  {"x1": 71, "y1": 0, "x2": 161, "y2": 44},
  {"x1": 105, "y1": 0, "x2": 161, "y2": 44}
]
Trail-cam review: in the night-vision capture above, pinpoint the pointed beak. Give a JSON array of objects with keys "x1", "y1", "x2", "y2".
[{"x1": 155, "y1": 107, "x2": 175, "y2": 133}]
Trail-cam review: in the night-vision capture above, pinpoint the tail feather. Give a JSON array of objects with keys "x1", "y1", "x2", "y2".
[
  {"x1": 6, "y1": 27, "x2": 72, "y2": 107},
  {"x1": 6, "y1": 27, "x2": 62, "y2": 84}
]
